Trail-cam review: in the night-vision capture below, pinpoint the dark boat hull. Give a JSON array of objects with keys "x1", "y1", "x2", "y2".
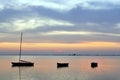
[
  {"x1": 57, "y1": 63, "x2": 69, "y2": 68},
  {"x1": 91, "y1": 62, "x2": 98, "y2": 68},
  {"x1": 12, "y1": 62, "x2": 34, "y2": 67}
]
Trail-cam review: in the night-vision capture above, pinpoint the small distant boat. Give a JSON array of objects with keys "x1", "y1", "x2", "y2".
[
  {"x1": 57, "y1": 63, "x2": 69, "y2": 68},
  {"x1": 12, "y1": 32, "x2": 34, "y2": 67},
  {"x1": 91, "y1": 62, "x2": 98, "y2": 68}
]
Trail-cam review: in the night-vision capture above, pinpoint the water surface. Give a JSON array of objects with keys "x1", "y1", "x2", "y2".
[{"x1": 0, "y1": 56, "x2": 120, "y2": 80}]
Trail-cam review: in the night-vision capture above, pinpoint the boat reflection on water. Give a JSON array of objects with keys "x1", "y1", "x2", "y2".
[
  {"x1": 12, "y1": 66, "x2": 34, "y2": 80},
  {"x1": 19, "y1": 67, "x2": 21, "y2": 80}
]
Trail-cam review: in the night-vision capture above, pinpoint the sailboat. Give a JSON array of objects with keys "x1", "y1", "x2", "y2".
[{"x1": 12, "y1": 32, "x2": 34, "y2": 67}]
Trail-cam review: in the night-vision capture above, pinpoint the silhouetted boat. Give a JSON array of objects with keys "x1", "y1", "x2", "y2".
[
  {"x1": 12, "y1": 32, "x2": 34, "y2": 67},
  {"x1": 57, "y1": 63, "x2": 69, "y2": 68},
  {"x1": 12, "y1": 60, "x2": 34, "y2": 67},
  {"x1": 91, "y1": 62, "x2": 98, "y2": 68}
]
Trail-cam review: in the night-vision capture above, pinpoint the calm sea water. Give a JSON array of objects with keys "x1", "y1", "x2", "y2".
[{"x1": 0, "y1": 56, "x2": 120, "y2": 80}]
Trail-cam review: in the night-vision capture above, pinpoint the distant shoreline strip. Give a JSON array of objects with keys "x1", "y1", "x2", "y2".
[{"x1": 0, "y1": 54, "x2": 120, "y2": 56}]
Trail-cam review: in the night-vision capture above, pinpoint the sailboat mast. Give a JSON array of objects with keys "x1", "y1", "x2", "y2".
[{"x1": 19, "y1": 32, "x2": 23, "y2": 62}]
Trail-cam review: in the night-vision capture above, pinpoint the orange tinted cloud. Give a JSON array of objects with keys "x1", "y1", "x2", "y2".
[{"x1": 0, "y1": 41, "x2": 120, "y2": 51}]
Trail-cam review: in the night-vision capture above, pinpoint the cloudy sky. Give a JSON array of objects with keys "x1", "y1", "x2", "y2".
[{"x1": 0, "y1": 0, "x2": 120, "y2": 54}]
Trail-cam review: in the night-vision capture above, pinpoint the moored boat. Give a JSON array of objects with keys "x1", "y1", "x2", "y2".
[
  {"x1": 57, "y1": 63, "x2": 69, "y2": 68},
  {"x1": 11, "y1": 32, "x2": 34, "y2": 67}
]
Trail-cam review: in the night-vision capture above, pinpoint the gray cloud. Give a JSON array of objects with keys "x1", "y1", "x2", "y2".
[
  {"x1": 0, "y1": 0, "x2": 120, "y2": 43},
  {"x1": 0, "y1": 16, "x2": 74, "y2": 32},
  {"x1": 1, "y1": 0, "x2": 120, "y2": 12}
]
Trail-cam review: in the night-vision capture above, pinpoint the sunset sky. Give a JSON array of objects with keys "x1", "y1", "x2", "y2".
[{"x1": 0, "y1": 0, "x2": 120, "y2": 54}]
